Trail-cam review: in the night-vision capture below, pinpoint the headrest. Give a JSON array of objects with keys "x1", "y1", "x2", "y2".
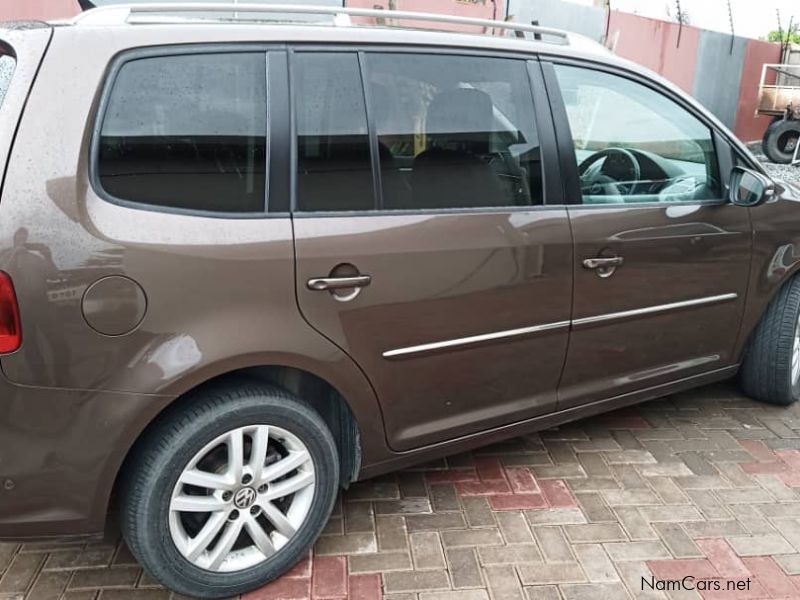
[{"x1": 425, "y1": 88, "x2": 494, "y2": 137}]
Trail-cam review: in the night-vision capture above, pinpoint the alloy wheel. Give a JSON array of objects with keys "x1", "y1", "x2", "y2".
[{"x1": 168, "y1": 425, "x2": 315, "y2": 572}]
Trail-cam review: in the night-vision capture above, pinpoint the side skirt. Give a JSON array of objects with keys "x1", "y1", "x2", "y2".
[{"x1": 358, "y1": 365, "x2": 739, "y2": 480}]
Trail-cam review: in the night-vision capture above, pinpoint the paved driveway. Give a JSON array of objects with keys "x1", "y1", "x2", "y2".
[{"x1": 2, "y1": 382, "x2": 800, "y2": 599}]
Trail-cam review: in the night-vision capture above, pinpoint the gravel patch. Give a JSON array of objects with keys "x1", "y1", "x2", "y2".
[{"x1": 747, "y1": 141, "x2": 800, "y2": 185}]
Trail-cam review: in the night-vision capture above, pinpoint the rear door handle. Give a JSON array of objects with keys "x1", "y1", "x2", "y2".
[
  {"x1": 582, "y1": 257, "x2": 624, "y2": 270},
  {"x1": 307, "y1": 275, "x2": 372, "y2": 292}
]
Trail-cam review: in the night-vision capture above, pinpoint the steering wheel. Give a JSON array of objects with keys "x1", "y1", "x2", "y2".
[{"x1": 578, "y1": 147, "x2": 641, "y2": 198}]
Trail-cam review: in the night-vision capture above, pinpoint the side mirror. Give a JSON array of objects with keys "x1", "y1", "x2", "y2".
[{"x1": 729, "y1": 166, "x2": 777, "y2": 207}]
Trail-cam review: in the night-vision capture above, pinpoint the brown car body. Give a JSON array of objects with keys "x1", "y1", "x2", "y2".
[{"x1": 0, "y1": 16, "x2": 798, "y2": 541}]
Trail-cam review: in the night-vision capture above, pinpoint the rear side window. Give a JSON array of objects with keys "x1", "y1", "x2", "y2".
[
  {"x1": 366, "y1": 53, "x2": 543, "y2": 210},
  {"x1": 294, "y1": 53, "x2": 374, "y2": 212},
  {"x1": 0, "y1": 54, "x2": 15, "y2": 108},
  {"x1": 98, "y1": 53, "x2": 267, "y2": 214}
]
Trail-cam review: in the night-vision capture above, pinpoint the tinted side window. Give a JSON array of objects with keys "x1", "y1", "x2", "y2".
[
  {"x1": 553, "y1": 65, "x2": 720, "y2": 205},
  {"x1": 366, "y1": 53, "x2": 543, "y2": 210},
  {"x1": 98, "y1": 53, "x2": 267, "y2": 214},
  {"x1": 294, "y1": 53, "x2": 374, "y2": 212}
]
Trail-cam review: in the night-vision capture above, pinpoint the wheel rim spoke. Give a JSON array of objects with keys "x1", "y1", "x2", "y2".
[
  {"x1": 260, "y1": 450, "x2": 311, "y2": 485},
  {"x1": 228, "y1": 428, "x2": 245, "y2": 483},
  {"x1": 180, "y1": 469, "x2": 236, "y2": 492},
  {"x1": 205, "y1": 518, "x2": 245, "y2": 571},
  {"x1": 248, "y1": 426, "x2": 270, "y2": 483},
  {"x1": 244, "y1": 515, "x2": 276, "y2": 558},
  {"x1": 171, "y1": 494, "x2": 229, "y2": 512},
  {"x1": 259, "y1": 501, "x2": 297, "y2": 539},
  {"x1": 186, "y1": 511, "x2": 228, "y2": 561},
  {"x1": 264, "y1": 470, "x2": 315, "y2": 501}
]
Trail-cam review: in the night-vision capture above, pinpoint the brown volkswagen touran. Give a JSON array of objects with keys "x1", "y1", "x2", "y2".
[{"x1": 0, "y1": 3, "x2": 798, "y2": 597}]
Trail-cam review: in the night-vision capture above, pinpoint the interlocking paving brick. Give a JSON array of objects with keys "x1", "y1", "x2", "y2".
[
  {"x1": 0, "y1": 552, "x2": 45, "y2": 595},
  {"x1": 382, "y1": 570, "x2": 450, "y2": 594},
  {"x1": 349, "y1": 552, "x2": 412, "y2": 574},
  {"x1": 775, "y1": 553, "x2": 800, "y2": 575},
  {"x1": 652, "y1": 523, "x2": 702, "y2": 558},
  {"x1": 726, "y1": 533, "x2": 796, "y2": 556},
  {"x1": 409, "y1": 533, "x2": 446, "y2": 571},
  {"x1": 495, "y1": 511, "x2": 534, "y2": 545},
  {"x1": 444, "y1": 547, "x2": 484, "y2": 589},
  {"x1": 349, "y1": 574, "x2": 382, "y2": 600},
  {"x1": 564, "y1": 523, "x2": 627, "y2": 544},
  {"x1": 418, "y1": 591, "x2": 488, "y2": 600},
  {"x1": 523, "y1": 584, "x2": 561, "y2": 600},
  {"x1": 477, "y1": 544, "x2": 542, "y2": 566},
  {"x1": 573, "y1": 543, "x2": 619, "y2": 582},
  {"x1": 8, "y1": 384, "x2": 800, "y2": 600},
  {"x1": 483, "y1": 565, "x2": 523, "y2": 600},
  {"x1": 517, "y1": 562, "x2": 586, "y2": 585},
  {"x1": 315, "y1": 532, "x2": 377, "y2": 556},
  {"x1": 68, "y1": 567, "x2": 140, "y2": 591},
  {"x1": 559, "y1": 582, "x2": 631, "y2": 600},
  {"x1": 311, "y1": 555, "x2": 346, "y2": 599},
  {"x1": 533, "y1": 527, "x2": 574, "y2": 563}
]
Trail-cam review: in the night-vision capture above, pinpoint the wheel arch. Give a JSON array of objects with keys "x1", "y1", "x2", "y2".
[
  {"x1": 737, "y1": 263, "x2": 800, "y2": 364},
  {"x1": 96, "y1": 356, "x2": 386, "y2": 534}
]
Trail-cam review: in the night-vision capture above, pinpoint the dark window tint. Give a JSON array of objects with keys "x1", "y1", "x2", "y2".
[
  {"x1": 98, "y1": 53, "x2": 267, "y2": 213},
  {"x1": 366, "y1": 54, "x2": 543, "y2": 210},
  {"x1": 295, "y1": 53, "x2": 374, "y2": 212}
]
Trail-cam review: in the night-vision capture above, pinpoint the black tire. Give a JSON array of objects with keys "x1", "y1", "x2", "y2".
[
  {"x1": 740, "y1": 278, "x2": 800, "y2": 406},
  {"x1": 762, "y1": 119, "x2": 800, "y2": 164},
  {"x1": 119, "y1": 380, "x2": 339, "y2": 598}
]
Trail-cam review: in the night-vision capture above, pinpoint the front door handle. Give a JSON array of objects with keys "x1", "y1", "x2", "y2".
[
  {"x1": 307, "y1": 275, "x2": 372, "y2": 292},
  {"x1": 582, "y1": 257, "x2": 624, "y2": 270}
]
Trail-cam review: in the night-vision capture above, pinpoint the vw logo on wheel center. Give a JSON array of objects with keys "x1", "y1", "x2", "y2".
[{"x1": 233, "y1": 487, "x2": 257, "y2": 509}]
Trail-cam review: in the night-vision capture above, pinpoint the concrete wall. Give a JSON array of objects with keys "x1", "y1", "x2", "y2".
[
  {"x1": 605, "y1": 10, "x2": 779, "y2": 140},
  {"x1": 506, "y1": 0, "x2": 604, "y2": 41},
  {"x1": 606, "y1": 11, "x2": 699, "y2": 94},
  {"x1": 0, "y1": 0, "x2": 79, "y2": 20},
  {"x1": 735, "y1": 39, "x2": 782, "y2": 142},
  {"x1": 691, "y1": 31, "x2": 748, "y2": 130},
  {"x1": 348, "y1": 0, "x2": 505, "y2": 32}
]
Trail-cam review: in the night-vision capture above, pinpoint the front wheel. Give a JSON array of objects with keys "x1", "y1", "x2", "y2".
[
  {"x1": 119, "y1": 381, "x2": 340, "y2": 598},
  {"x1": 762, "y1": 119, "x2": 800, "y2": 164},
  {"x1": 740, "y1": 278, "x2": 800, "y2": 406}
]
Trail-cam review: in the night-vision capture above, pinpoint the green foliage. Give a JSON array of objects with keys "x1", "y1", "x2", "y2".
[{"x1": 768, "y1": 28, "x2": 800, "y2": 45}]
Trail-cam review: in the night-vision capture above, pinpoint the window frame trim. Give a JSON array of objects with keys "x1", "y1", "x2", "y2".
[
  {"x1": 288, "y1": 44, "x2": 563, "y2": 217},
  {"x1": 90, "y1": 43, "x2": 277, "y2": 219},
  {"x1": 541, "y1": 57, "x2": 752, "y2": 208}
]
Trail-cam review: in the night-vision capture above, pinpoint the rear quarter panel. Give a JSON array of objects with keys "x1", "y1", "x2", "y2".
[{"x1": 0, "y1": 26, "x2": 390, "y2": 472}]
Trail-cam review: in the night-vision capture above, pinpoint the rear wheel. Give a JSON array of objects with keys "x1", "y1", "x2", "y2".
[
  {"x1": 740, "y1": 278, "x2": 800, "y2": 406},
  {"x1": 120, "y1": 381, "x2": 339, "y2": 598},
  {"x1": 762, "y1": 119, "x2": 800, "y2": 164}
]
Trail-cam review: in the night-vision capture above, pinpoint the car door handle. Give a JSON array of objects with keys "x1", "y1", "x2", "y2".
[
  {"x1": 307, "y1": 275, "x2": 372, "y2": 292},
  {"x1": 582, "y1": 257, "x2": 624, "y2": 270}
]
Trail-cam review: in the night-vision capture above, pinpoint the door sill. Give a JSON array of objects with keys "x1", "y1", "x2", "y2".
[{"x1": 358, "y1": 364, "x2": 739, "y2": 480}]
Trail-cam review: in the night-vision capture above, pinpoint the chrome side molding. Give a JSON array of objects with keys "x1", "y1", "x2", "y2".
[
  {"x1": 383, "y1": 293, "x2": 738, "y2": 360},
  {"x1": 382, "y1": 321, "x2": 570, "y2": 360},
  {"x1": 572, "y1": 293, "x2": 738, "y2": 328}
]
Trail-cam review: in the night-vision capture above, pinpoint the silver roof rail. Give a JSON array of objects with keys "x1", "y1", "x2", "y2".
[{"x1": 72, "y1": 3, "x2": 570, "y2": 44}]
